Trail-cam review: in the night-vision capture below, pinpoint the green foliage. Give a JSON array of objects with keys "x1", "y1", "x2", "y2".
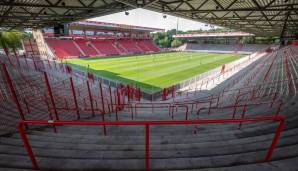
[
  {"x1": 171, "y1": 39, "x2": 182, "y2": 48},
  {"x1": 151, "y1": 29, "x2": 176, "y2": 48},
  {"x1": 0, "y1": 30, "x2": 26, "y2": 50},
  {"x1": 241, "y1": 36, "x2": 255, "y2": 44},
  {"x1": 151, "y1": 27, "x2": 238, "y2": 48}
]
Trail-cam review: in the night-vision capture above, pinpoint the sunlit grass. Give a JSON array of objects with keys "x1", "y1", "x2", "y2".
[{"x1": 65, "y1": 52, "x2": 242, "y2": 93}]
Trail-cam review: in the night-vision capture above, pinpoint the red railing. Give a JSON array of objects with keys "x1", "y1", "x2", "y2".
[
  {"x1": 19, "y1": 115, "x2": 285, "y2": 171},
  {"x1": 196, "y1": 100, "x2": 283, "y2": 126}
]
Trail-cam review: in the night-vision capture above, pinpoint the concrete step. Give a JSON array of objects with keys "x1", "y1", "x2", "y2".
[
  {"x1": 1, "y1": 143, "x2": 298, "y2": 170},
  {"x1": 168, "y1": 156, "x2": 298, "y2": 171},
  {"x1": 0, "y1": 132, "x2": 297, "y2": 159}
]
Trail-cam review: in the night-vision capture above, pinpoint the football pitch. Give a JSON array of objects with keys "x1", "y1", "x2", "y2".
[{"x1": 65, "y1": 52, "x2": 243, "y2": 93}]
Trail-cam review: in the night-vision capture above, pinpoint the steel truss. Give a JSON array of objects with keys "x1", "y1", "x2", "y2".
[{"x1": 0, "y1": 0, "x2": 297, "y2": 38}]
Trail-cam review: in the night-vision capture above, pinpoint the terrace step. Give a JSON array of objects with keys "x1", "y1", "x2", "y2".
[{"x1": 0, "y1": 144, "x2": 298, "y2": 170}]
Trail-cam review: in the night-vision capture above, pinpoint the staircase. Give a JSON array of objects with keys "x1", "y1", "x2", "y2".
[{"x1": 1, "y1": 46, "x2": 298, "y2": 170}]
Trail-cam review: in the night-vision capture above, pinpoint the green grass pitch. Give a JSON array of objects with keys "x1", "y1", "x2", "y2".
[{"x1": 65, "y1": 52, "x2": 243, "y2": 93}]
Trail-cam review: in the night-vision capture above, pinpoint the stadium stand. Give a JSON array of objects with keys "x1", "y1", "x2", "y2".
[
  {"x1": 0, "y1": 44, "x2": 298, "y2": 170},
  {"x1": 185, "y1": 43, "x2": 269, "y2": 54},
  {"x1": 45, "y1": 39, "x2": 82, "y2": 58},
  {"x1": 92, "y1": 40, "x2": 122, "y2": 56},
  {"x1": 41, "y1": 21, "x2": 162, "y2": 58},
  {"x1": 143, "y1": 40, "x2": 161, "y2": 52},
  {"x1": 74, "y1": 40, "x2": 99, "y2": 56},
  {"x1": 45, "y1": 39, "x2": 161, "y2": 58}
]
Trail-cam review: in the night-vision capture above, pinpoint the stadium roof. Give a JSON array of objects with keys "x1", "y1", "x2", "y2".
[
  {"x1": 173, "y1": 32, "x2": 254, "y2": 38},
  {"x1": 1, "y1": 0, "x2": 297, "y2": 38},
  {"x1": 69, "y1": 21, "x2": 164, "y2": 32},
  {"x1": 0, "y1": 0, "x2": 132, "y2": 29}
]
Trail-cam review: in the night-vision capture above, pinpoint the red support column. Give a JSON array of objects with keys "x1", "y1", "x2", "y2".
[
  {"x1": 127, "y1": 85, "x2": 131, "y2": 103},
  {"x1": 18, "y1": 123, "x2": 39, "y2": 170},
  {"x1": 99, "y1": 83, "x2": 105, "y2": 114},
  {"x1": 44, "y1": 72, "x2": 59, "y2": 120},
  {"x1": 145, "y1": 124, "x2": 150, "y2": 171},
  {"x1": 265, "y1": 118, "x2": 285, "y2": 161},
  {"x1": 24, "y1": 53, "x2": 29, "y2": 68},
  {"x1": 115, "y1": 88, "x2": 119, "y2": 121},
  {"x1": 44, "y1": 94, "x2": 57, "y2": 133},
  {"x1": 138, "y1": 87, "x2": 141, "y2": 101},
  {"x1": 99, "y1": 84, "x2": 107, "y2": 135},
  {"x1": 87, "y1": 80, "x2": 95, "y2": 117},
  {"x1": 13, "y1": 48, "x2": 21, "y2": 67},
  {"x1": 70, "y1": 77, "x2": 80, "y2": 119},
  {"x1": 172, "y1": 85, "x2": 175, "y2": 98},
  {"x1": 23, "y1": 99, "x2": 30, "y2": 114},
  {"x1": 109, "y1": 85, "x2": 113, "y2": 112},
  {"x1": 28, "y1": 39, "x2": 37, "y2": 71},
  {"x1": 238, "y1": 104, "x2": 247, "y2": 129},
  {"x1": 117, "y1": 87, "x2": 121, "y2": 108},
  {"x1": 1, "y1": 64, "x2": 26, "y2": 120}
]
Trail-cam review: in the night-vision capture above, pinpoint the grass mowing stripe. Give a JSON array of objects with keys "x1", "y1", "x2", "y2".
[
  {"x1": 77, "y1": 52, "x2": 212, "y2": 71},
  {"x1": 68, "y1": 53, "x2": 216, "y2": 77},
  {"x1": 144, "y1": 56, "x2": 240, "y2": 87},
  {"x1": 126, "y1": 55, "x2": 233, "y2": 81},
  {"x1": 112, "y1": 54, "x2": 219, "y2": 76},
  {"x1": 104, "y1": 53, "x2": 214, "y2": 71},
  {"x1": 65, "y1": 52, "x2": 243, "y2": 93}
]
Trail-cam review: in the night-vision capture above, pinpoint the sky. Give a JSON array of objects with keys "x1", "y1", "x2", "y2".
[{"x1": 88, "y1": 8, "x2": 215, "y2": 31}]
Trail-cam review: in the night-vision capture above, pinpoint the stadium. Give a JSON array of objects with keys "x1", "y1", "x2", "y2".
[{"x1": 0, "y1": 0, "x2": 297, "y2": 171}]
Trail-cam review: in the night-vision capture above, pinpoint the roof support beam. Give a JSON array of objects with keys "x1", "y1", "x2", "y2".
[{"x1": 280, "y1": 10, "x2": 291, "y2": 39}]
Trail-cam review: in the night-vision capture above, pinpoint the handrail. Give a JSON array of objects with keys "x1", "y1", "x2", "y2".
[
  {"x1": 19, "y1": 115, "x2": 285, "y2": 171},
  {"x1": 197, "y1": 100, "x2": 283, "y2": 119},
  {"x1": 108, "y1": 103, "x2": 189, "y2": 120}
]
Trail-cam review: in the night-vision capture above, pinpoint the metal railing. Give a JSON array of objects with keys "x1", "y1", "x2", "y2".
[{"x1": 19, "y1": 115, "x2": 285, "y2": 171}]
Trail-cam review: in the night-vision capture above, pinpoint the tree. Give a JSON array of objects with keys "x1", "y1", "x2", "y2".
[
  {"x1": 171, "y1": 39, "x2": 182, "y2": 48},
  {"x1": 0, "y1": 32, "x2": 10, "y2": 56},
  {"x1": 158, "y1": 37, "x2": 170, "y2": 48},
  {"x1": 0, "y1": 30, "x2": 25, "y2": 56},
  {"x1": 241, "y1": 36, "x2": 255, "y2": 44}
]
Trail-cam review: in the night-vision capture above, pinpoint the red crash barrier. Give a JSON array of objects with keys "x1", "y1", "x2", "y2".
[{"x1": 19, "y1": 115, "x2": 285, "y2": 171}]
